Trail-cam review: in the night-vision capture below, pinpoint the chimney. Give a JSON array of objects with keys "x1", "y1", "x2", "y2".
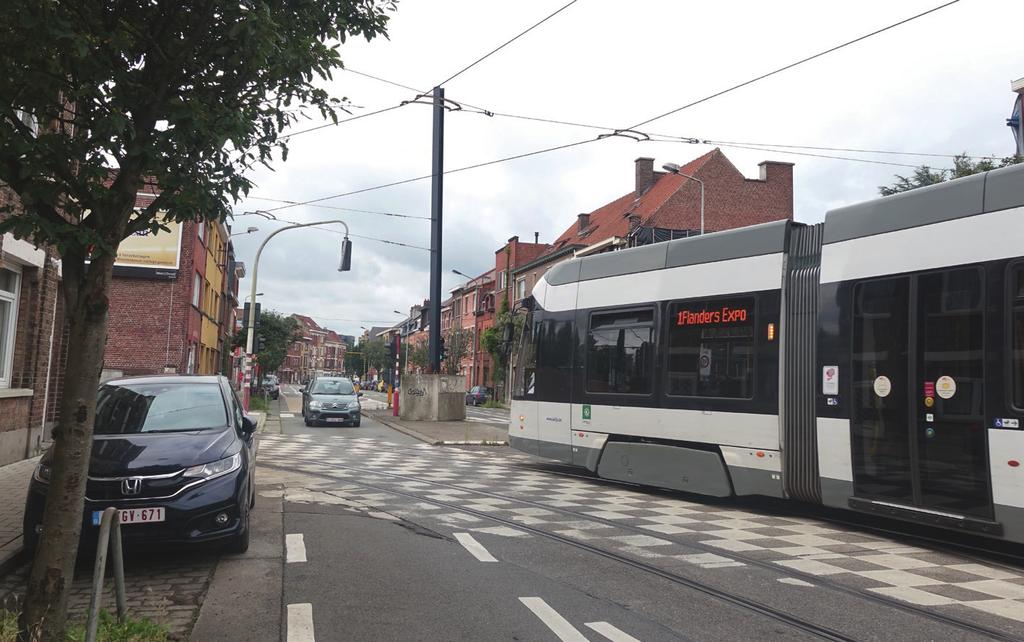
[
  {"x1": 534, "y1": 232, "x2": 539, "y2": 244},
  {"x1": 577, "y1": 213, "x2": 590, "y2": 233},
  {"x1": 635, "y1": 157, "x2": 655, "y2": 193}
]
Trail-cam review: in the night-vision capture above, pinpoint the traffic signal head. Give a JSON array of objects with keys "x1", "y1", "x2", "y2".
[{"x1": 439, "y1": 337, "x2": 447, "y2": 361}]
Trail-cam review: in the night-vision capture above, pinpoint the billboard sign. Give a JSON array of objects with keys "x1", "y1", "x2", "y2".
[{"x1": 112, "y1": 212, "x2": 182, "y2": 279}]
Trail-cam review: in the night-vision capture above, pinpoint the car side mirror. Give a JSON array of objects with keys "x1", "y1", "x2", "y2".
[
  {"x1": 241, "y1": 415, "x2": 258, "y2": 434},
  {"x1": 299, "y1": 387, "x2": 306, "y2": 393}
]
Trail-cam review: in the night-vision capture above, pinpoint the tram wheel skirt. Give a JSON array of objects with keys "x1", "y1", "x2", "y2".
[{"x1": 597, "y1": 442, "x2": 732, "y2": 497}]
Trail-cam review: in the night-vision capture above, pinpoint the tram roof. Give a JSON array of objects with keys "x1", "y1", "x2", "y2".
[
  {"x1": 823, "y1": 162, "x2": 1024, "y2": 244},
  {"x1": 545, "y1": 218, "x2": 791, "y2": 286}
]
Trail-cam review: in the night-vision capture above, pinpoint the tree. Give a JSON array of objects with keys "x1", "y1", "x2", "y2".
[
  {"x1": 481, "y1": 298, "x2": 525, "y2": 400},
  {"x1": 361, "y1": 339, "x2": 387, "y2": 376},
  {"x1": 442, "y1": 328, "x2": 471, "y2": 376},
  {"x1": 344, "y1": 350, "x2": 364, "y2": 376},
  {"x1": 404, "y1": 341, "x2": 428, "y2": 373},
  {"x1": 233, "y1": 311, "x2": 299, "y2": 380},
  {"x1": 879, "y1": 153, "x2": 1023, "y2": 196},
  {"x1": 0, "y1": 2, "x2": 393, "y2": 637}
]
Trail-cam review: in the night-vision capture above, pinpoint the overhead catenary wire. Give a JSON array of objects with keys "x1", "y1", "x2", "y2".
[
  {"x1": 243, "y1": 196, "x2": 430, "y2": 220},
  {"x1": 263, "y1": 0, "x2": 962, "y2": 214},
  {"x1": 435, "y1": 0, "x2": 581, "y2": 87},
  {"x1": 237, "y1": 210, "x2": 431, "y2": 251}
]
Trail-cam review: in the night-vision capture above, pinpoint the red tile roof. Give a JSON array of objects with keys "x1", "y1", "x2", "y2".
[{"x1": 551, "y1": 150, "x2": 718, "y2": 250}]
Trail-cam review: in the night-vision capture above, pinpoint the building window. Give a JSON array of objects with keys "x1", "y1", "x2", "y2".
[
  {"x1": 667, "y1": 297, "x2": 755, "y2": 399},
  {"x1": 516, "y1": 278, "x2": 526, "y2": 301},
  {"x1": 0, "y1": 268, "x2": 21, "y2": 388},
  {"x1": 499, "y1": 271, "x2": 507, "y2": 290},
  {"x1": 1012, "y1": 266, "x2": 1024, "y2": 408},
  {"x1": 14, "y1": 110, "x2": 39, "y2": 137},
  {"x1": 192, "y1": 273, "x2": 202, "y2": 307},
  {"x1": 586, "y1": 309, "x2": 654, "y2": 395}
]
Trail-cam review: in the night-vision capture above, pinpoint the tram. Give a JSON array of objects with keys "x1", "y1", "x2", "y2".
[{"x1": 509, "y1": 162, "x2": 1024, "y2": 543}]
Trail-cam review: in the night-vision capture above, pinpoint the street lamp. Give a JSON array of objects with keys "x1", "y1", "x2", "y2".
[
  {"x1": 244, "y1": 292, "x2": 263, "y2": 302},
  {"x1": 243, "y1": 215, "x2": 352, "y2": 410},
  {"x1": 662, "y1": 163, "x2": 705, "y2": 235}
]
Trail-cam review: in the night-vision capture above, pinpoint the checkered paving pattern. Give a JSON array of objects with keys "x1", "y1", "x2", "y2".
[{"x1": 258, "y1": 434, "x2": 1024, "y2": 630}]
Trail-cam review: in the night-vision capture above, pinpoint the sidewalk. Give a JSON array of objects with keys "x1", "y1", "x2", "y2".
[
  {"x1": 367, "y1": 410, "x2": 508, "y2": 445},
  {"x1": 0, "y1": 457, "x2": 40, "y2": 574}
]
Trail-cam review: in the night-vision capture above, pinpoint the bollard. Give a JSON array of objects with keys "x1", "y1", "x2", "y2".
[{"x1": 86, "y1": 507, "x2": 128, "y2": 642}]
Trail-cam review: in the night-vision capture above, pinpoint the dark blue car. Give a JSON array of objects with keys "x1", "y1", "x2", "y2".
[{"x1": 24, "y1": 375, "x2": 257, "y2": 553}]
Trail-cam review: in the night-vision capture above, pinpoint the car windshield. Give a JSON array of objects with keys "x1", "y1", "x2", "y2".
[
  {"x1": 310, "y1": 379, "x2": 354, "y2": 395},
  {"x1": 94, "y1": 382, "x2": 228, "y2": 434}
]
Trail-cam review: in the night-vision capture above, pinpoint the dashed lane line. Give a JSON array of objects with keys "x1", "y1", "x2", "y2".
[
  {"x1": 586, "y1": 621, "x2": 642, "y2": 642},
  {"x1": 286, "y1": 533, "x2": 307, "y2": 563},
  {"x1": 519, "y1": 597, "x2": 590, "y2": 642},
  {"x1": 454, "y1": 532, "x2": 498, "y2": 562},
  {"x1": 287, "y1": 603, "x2": 315, "y2": 642}
]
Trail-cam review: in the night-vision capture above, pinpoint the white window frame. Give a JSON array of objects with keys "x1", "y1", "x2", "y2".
[
  {"x1": 499, "y1": 271, "x2": 507, "y2": 290},
  {"x1": 0, "y1": 266, "x2": 22, "y2": 389},
  {"x1": 192, "y1": 273, "x2": 202, "y2": 308},
  {"x1": 516, "y1": 278, "x2": 526, "y2": 301}
]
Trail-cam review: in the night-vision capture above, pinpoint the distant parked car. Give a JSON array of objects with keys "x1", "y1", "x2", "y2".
[
  {"x1": 262, "y1": 375, "x2": 280, "y2": 400},
  {"x1": 24, "y1": 375, "x2": 258, "y2": 553},
  {"x1": 465, "y1": 385, "x2": 490, "y2": 406},
  {"x1": 301, "y1": 376, "x2": 362, "y2": 427}
]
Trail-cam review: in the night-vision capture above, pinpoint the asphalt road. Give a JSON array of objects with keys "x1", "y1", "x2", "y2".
[{"x1": 232, "y1": 387, "x2": 1024, "y2": 642}]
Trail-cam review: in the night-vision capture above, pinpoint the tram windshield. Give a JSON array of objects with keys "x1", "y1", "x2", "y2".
[{"x1": 512, "y1": 311, "x2": 537, "y2": 398}]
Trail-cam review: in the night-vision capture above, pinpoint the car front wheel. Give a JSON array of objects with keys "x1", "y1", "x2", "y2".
[{"x1": 227, "y1": 507, "x2": 250, "y2": 554}]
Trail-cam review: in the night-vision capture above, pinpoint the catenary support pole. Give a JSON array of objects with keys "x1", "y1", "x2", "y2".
[{"x1": 428, "y1": 86, "x2": 445, "y2": 373}]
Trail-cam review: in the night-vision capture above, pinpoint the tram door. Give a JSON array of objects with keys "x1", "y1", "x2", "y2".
[{"x1": 850, "y1": 267, "x2": 991, "y2": 518}]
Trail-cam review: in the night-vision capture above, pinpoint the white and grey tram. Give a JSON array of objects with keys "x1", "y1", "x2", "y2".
[{"x1": 509, "y1": 162, "x2": 1024, "y2": 543}]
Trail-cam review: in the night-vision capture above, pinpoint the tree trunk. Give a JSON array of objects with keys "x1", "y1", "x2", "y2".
[{"x1": 18, "y1": 253, "x2": 115, "y2": 641}]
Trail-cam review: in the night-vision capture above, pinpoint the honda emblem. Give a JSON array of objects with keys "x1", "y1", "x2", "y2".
[{"x1": 121, "y1": 477, "x2": 142, "y2": 496}]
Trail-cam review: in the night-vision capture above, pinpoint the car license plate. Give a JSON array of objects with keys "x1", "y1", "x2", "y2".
[
  {"x1": 325, "y1": 417, "x2": 346, "y2": 423},
  {"x1": 92, "y1": 507, "x2": 165, "y2": 526}
]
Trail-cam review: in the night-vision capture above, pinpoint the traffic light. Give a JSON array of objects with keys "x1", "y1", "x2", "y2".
[
  {"x1": 385, "y1": 341, "x2": 395, "y2": 363},
  {"x1": 255, "y1": 334, "x2": 266, "y2": 353},
  {"x1": 439, "y1": 337, "x2": 447, "y2": 361}
]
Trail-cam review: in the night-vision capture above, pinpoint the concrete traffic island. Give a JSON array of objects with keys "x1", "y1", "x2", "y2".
[{"x1": 399, "y1": 374, "x2": 466, "y2": 422}]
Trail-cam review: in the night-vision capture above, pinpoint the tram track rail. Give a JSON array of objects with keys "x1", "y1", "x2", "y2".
[{"x1": 262, "y1": 447, "x2": 1021, "y2": 641}]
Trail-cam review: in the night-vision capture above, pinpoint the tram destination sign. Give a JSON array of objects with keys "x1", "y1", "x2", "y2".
[{"x1": 676, "y1": 305, "x2": 749, "y2": 327}]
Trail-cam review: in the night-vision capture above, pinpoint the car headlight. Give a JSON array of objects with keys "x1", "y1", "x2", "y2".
[
  {"x1": 183, "y1": 452, "x2": 242, "y2": 481},
  {"x1": 33, "y1": 462, "x2": 52, "y2": 484},
  {"x1": 348, "y1": 401, "x2": 360, "y2": 410},
  {"x1": 308, "y1": 400, "x2": 323, "y2": 409}
]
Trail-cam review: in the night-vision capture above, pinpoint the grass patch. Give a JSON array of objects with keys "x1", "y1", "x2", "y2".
[
  {"x1": 1, "y1": 610, "x2": 167, "y2": 642},
  {"x1": 248, "y1": 395, "x2": 270, "y2": 413},
  {"x1": 481, "y1": 400, "x2": 506, "y2": 409}
]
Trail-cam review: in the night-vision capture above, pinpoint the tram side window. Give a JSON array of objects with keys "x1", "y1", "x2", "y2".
[
  {"x1": 667, "y1": 297, "x2": 755, "y2": 399},
  {"x1": 537, "y1": 319, "x2": 574, "y2": 399},
  {"x1": 513, "y1": 317, "x2": 538, "y2": 398},
  {"x1": 1014, "y1": 267, "x2": 1024, "y2": 408},
  {"x1": 585, "y1": 309, "x2": 654, "y2": 395}
]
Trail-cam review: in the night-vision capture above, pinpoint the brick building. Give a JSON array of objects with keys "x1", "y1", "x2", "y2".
[
  {"x1": 448, "y1": 269, "x2": 496, "y2": 390},
  {"x1": 512, "y1": 150, "x2": 794, "y2": 301},
  {"x1": 104, "y1": 187, "x2": 241, "y2": 379},
  {"x1": 0, "y1": 188, "x2": 66, "y2": 465}
]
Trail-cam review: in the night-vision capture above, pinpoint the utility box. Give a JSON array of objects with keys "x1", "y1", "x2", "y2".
[{"x1": 399, "y1": 374, "x2": 467, "y2": 422}]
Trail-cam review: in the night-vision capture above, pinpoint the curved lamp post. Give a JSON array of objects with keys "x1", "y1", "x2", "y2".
[{"x1": 243, "y1": 218, "x2": 351, "y2": 409}]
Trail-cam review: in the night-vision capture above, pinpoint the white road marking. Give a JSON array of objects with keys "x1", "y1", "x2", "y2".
[
  {"x1": 586, "y1": 621, "x2": 642, "y2": 642},
  {"x1": 281, "y1": 413, "x2": 295, "y2": 418},
  {"x1": 454, "y1": 532, "x2": 498, "y2": 562},
  {"x1": 519, "y1": 597, "x2": 589, "y2": 642},
  {"x1": 286, "y1": 533, "x2": 307, "y2": 563},
  {"x1": 287, "y1": 603, "x2": 315, "y2": 642},
  {"x1": 778, "y1": 577, "x2": 814, "y2": 587}
]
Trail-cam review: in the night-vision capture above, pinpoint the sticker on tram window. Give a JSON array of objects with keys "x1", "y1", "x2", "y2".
[
  {"x1": 936, "y1": 375, "x2": 956, "y2": 399},
  {"x1": 822, "y1": 366, "x2": 839, "y2": 395},
  {"x1": 873, "y1": 376, "x2": 892, "y2": 398},
  {"x1": 995, "y1": 418, "x2": 1020, "y2": 428}
]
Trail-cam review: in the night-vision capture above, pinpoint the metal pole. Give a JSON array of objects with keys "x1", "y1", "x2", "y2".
[
  {"x1": 428, "y1": 86, "x2": 445, "y2": 373},
  {"x1": 110, "y1": 514, "x2": 127, "y2": 622},
  {"x1": 245, "y1": 218, "x2": 350, "y2": 408},
  {"x1": 86, "y1": 508, "x2": 114, "y2": 642}
]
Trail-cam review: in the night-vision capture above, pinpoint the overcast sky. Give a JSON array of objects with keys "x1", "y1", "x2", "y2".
[{"x1": 228, "y1": 0, "x2": 1021, "y2": 339}]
